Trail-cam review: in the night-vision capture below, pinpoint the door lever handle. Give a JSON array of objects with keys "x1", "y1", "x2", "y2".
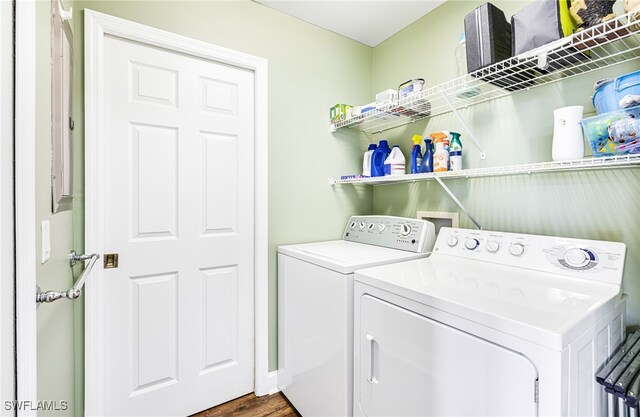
[
  {"x1": 69, "y1": 249, "x2": 95, "y2": 267},
  {"x1": 36, "y1": 251, "x2": 100, "y2": 305},
  {"x1": 36, "y1": 287, "x2": 82, "y2": 303}
]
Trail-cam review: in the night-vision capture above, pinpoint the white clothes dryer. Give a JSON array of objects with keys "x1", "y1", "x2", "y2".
[
  {"x1": 278, "y1": 216, "x2": 436, "y2": 417},
  {"x1": 354, "y1": 227, "x2": 627, "y2": 417}
]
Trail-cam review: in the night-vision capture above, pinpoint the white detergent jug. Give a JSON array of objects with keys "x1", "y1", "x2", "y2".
[
  {"x1": 384, "y1": 145, "x2": 406, "y2": 176},
  {"x1": 552, "y1": 106, "x2": 584, "y2": 161},
  {"x1": 362, "y1": 144, "x2": 377, "y2": 177}
]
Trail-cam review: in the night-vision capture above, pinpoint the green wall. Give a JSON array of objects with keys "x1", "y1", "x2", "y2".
[{"x1": 370, "y1": 0, "x2": 640, "y2": 327}]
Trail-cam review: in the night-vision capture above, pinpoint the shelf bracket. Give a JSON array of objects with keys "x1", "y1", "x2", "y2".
[
  {"x1": 438, "y1": 87, "x2": 486, "y2": 160},
  {"x1": 433, "y1": 175, "x2": 482, "y2": 230}
]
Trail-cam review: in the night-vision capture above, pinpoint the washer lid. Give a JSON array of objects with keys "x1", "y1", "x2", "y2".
[
  {"x1": 278, "y1": 240, "x2": 429, "y2": 274},
  {"x1": 355, "y1": 255, "x2": 622, "y2": 350}
]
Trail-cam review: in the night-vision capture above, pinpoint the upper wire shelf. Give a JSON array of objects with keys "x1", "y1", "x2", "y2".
[{"x1": 330, "y1": 12, "x2": 640, "y2": 135}]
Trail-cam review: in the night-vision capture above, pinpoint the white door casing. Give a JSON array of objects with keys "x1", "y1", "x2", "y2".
[
  {"x1": 0, "y1": 0, "x2": 16, "y2": 413},
  {"x1": 15, "y1": 0, "x2": 38, "y2": 415},
  {"x1": 85, "y1": 10, "x2": 270, "y2": 416}
]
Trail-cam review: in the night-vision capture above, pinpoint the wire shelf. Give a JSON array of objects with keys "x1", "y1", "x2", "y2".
[
  {"x1": 330, "y1": 12, "x2": 640, "y2": 135},
  {"x1": 329, "y1": 154, "x2": 640, "y2": 186}
]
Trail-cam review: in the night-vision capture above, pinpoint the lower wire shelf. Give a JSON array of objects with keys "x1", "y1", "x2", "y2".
[{"x1": 329, "y1": 154, "x2": 640, "y2": 186}]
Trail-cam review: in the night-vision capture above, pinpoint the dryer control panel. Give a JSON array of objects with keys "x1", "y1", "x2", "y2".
[
  {"x1": 434, "y1": 227, "x2": 626, "y2": 286},
  {"x1": 343, "y1": 216, "x2": 436, "y2": 253}
]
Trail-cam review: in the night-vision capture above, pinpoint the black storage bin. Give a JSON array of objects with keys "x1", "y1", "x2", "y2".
[
  {"x1": 464, "y1": 3, "x2": 535, "y2": 91},
  {"x1": 464, "y1": 3, "x2": 512, "y2": 73},
  {"x1": 511, "y1": 0, "x2": 587, "y2": 68}
]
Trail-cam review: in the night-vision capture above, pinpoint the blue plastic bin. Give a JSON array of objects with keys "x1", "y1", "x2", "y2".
[{"x1": 592, "y1": 70, "x2": 640, "y2": 114}]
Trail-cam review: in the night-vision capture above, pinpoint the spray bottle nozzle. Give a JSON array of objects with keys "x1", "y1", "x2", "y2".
[{"x1": 429, "y1": 132, "x2": 448, "y2": 142}]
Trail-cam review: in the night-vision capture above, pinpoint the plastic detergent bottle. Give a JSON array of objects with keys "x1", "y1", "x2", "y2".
[
  {"x1": 384, "y1": 145, "x2": 406, "y2": 176},
  {"x1": 410, "y1": 135, "x2": 423, "y2": 174},
  {"x1": 420, "y1": 138, "x2": 434, "y2": 173},
  {"x1": 371, "y1": 140, "x2": 391, "y2": 177},
  {"x1": 449, "y1": 132, "x2": 463, "y2": 171},
  {"x1": 362, "y1": 144, "x2": 377, "y2": 177},
  {"x1": 442, "y1": 131, "x2": 450, "y2": 151},
  {"x1": 442, "y1": 132, "x2": 451, "y2": 170},
  {"x1": 431, "y1": 132, "x2": 449, "y2": 173}
]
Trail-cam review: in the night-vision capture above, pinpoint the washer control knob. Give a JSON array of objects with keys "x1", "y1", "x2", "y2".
[
  {"x1": 465, "y1": 238, "x2": 479, "y2": 250},
  {"x1": 509, "y1": 243, "x2": 525, "y2": 256},
  {"x1": 400, "y1": 224, "x2": 412, "y2": 236},
  {"x1": 350, "y1": 221, "x2": 357, "y2": 229},
  {"x1": 486, "y1": 240, "x2": 500, "y2": 253},
  {"x1": 447, "y1": 236, "x2": 459, "y2": 247},
  {"x1": 368, "y1": 223, "x2": 376, "y2": 231},
  {"x1": 359, "y1": 221, "x2": 366, "y2": 230},
  {"x1": 564, "y1": 248, "x2": 591, "y2": 268},
  {"x1": 378, "y1": 224, "x2": 386, "y2": 232}
]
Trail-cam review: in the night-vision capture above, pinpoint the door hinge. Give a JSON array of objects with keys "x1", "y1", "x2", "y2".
[{"x1": 534, "y1": 379, "x2": 539, "y2": 403}]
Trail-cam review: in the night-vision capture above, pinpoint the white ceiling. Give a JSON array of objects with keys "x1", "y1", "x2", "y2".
[{"x1": 254, "y1": 1, "x2": 446, "y2": 47}]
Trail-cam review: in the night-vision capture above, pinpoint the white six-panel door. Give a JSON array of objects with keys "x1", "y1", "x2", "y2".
[{"x1": 100, "y1": 33, "x2": 255, "y2": 416}]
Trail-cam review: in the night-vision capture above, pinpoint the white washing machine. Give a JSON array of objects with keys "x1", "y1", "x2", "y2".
[
  {"x1": 354, "y1": 227, "x2": 628, "y2": 417},
  {"x1": 278, "y1": 215, "x2": 436, "y2": 417}
]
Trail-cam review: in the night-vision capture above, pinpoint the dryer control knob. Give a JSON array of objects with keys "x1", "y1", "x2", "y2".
[
  {"x1": 359, "y1": 221, "x2": 366, "y2": 230},
  {"x1": 486, "y1": 240, "x2": 500, "y2": 253},
  {"x1": 368, "y1": 223, "x2": 376, "y2": 231},
  {"x1": 564, "y1": 248, "x2": 590, "y2": 268},
  {"x1": 509, "y1": 243, "x2": 525, "y2": 256},
  {"x1": 378, "y1": 224, "x2": 386, "y2": 232},
  {"x1": 465, "y1": 238, "x2": 479, "y2": 250},
  {"x1": 400, "y1": 224, "x2": 412, "y2": 236},
  {"x1": 447, "y1": 236, "x2": 458, "y2": 247},
  {"x1": 350, "y1": 221, "x2": 357, "y2": 229}
]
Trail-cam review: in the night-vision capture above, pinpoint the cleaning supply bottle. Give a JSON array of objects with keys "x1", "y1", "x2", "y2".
[
  {"x1": 371, "y1": 140, "x2": 391, "y2": 177},
  {"x1": 410, "y1": 135, "x2": 423, "y2": 174},
  {"x1": 420, "y1": 138, "x2": 434, "y2": 173},
  {"x1": 384, "y1": 145, "x2": 406, "y2": 175},
  {"x1": 449, "y1": 132, "x2": 463, "y2": 171},
  {"x1": 362, "y1": 144, "x2": 377, "y2": 177},
  {"x1": 442, "y1": 131, "x2": 450, "y2": 150},
  {"x1": 431, "y1": 132, "x2": 449, "y2": 172},
  {"x1": 442, "y1": 132, "x2": 451, "y2": 170}
]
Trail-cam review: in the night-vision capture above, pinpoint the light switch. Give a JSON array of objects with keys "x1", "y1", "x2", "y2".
[{"x1": 41, "y1": 220, "x2": 51, "y2": 263}]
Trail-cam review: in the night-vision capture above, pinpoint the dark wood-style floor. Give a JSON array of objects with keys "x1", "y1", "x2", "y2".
[{"x1": 191, "y1": 393, "x2": 300, "y2": 417}]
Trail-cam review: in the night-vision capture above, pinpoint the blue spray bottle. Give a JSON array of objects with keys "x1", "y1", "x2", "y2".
[
  {"x1": 420, "y1": 138, "x2": 434, "y2": 173},
  {"x1": 371, "y1": 140, "x2": 391, "y2": 177},
  {"x1": 410, "y1": 135, "x2": 423, "y2": 174}
]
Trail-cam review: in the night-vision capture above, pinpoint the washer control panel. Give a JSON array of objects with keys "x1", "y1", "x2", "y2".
[
  {"x1": 343, "y1": 216, "x2": 436, "y2": 253},
  {"x1": 434, "y1": 227, "x2": 626, "y2": 285}
]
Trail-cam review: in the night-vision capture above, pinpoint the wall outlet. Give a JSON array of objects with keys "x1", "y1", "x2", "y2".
[{"x1": 41, "y1": 220, "x2": 51, "y2": 263}]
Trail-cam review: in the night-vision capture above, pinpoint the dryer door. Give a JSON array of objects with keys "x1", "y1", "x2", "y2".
[{"x1": 358, "y1": 295, "x2": 538, "y2": 417}]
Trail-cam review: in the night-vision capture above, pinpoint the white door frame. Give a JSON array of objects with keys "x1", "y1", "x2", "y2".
[
  {"x1": 1, "y1": 0, "x2": 16, "y2": 413},
  {"x1": 15, "y1": 0, "x2": 38, "y2": 415},
  {"x1": 84, "y1": 10, "x2": 271, "y2": 415}
]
